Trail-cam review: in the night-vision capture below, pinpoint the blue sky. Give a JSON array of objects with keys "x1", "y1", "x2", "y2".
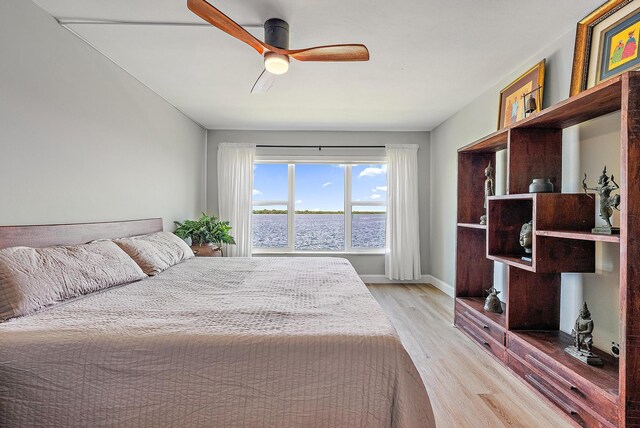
[{"x1": 253, "y1": 163, "x2": 387, "y2": 211}]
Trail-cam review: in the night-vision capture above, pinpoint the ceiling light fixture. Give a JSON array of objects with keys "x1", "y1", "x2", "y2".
[{"x1": 264, "y1": 52, "x2": 289, "y2": 75}]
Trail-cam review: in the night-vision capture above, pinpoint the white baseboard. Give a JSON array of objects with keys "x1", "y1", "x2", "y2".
[{"x1": 424, "y1": 275, "x2": 454, "y2": 297}]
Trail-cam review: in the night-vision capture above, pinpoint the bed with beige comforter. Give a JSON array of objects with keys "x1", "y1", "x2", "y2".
[{"x1": 0, "y1": 257, "x2": 434, "y2": 427}]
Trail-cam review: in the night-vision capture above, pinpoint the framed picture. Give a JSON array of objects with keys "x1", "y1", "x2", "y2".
[
  {"x1": 570, "y1": 0, "x2": 640, "y2": 96},
  {"x1": 497, "y1": 60, "x2": 545, "y2": 130}
]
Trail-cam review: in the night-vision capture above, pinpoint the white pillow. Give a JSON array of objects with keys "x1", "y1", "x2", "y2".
[
  {"x1": 114, "y1": 231, "x2": 194, "y2": 276},
  {"x1": 0, "y1": 241, "x2": 146, "y2": 321}
]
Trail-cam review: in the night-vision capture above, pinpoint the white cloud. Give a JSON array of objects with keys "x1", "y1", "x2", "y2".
[
  {"x1": 321, "y1": 181, "x2": 332, "y2": 188},
  {"x1": 296, "y1": 200, "x2": 303, "y2": 204},
  {"x1": 252, "y1": 189, "x2": 262, "y2": 196},
  {"x1": 359, "y1": 165, "x2": 387, "y2": 178},
  {"x1": 370, "y1": 194, "x2": 382, "y2": 200},
  {"x1": 312, "y1": 208, "x2": 320, "y2": 211},
  {"x1": 372, "y1": 186, "x2": 388, "y2": 192},
  {"x1": 331, "y1": 164, "x2": 347, "y2": 168}
]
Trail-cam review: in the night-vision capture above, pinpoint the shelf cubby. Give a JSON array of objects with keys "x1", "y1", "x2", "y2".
[
  {"x1": 487, "y1": 193, "x2": 596, "y2": 273},
  {"x1": 457, "y1": 151, "x2": 496, "y2": 225},
  {"x1": 486, "y1": 194, "x2": 533, "y2": 270},
  {"x1": 455, "y1": 225, "x2": 493, "y2": 298},
  {"x1": 508, "y1": 128, "x2": 563, "y2": 194},
  {"x1": 456, "y1": 296, "x2": 506, "y2": 329},
  {"x1": 506, "y1": 267, "x2": 560, "y2": 331},
  {"x1": 509, "y1": 330, "x2": 619, "y2": 398}
]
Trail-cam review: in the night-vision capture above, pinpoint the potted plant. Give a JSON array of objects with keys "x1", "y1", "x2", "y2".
[{"x1": 174, "y1": 213, "x2": 236, "y2": 257}]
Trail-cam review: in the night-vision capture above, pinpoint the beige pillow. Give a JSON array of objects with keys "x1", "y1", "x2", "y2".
[
  {"x1": 0, "y1": 241, "x2": 146, "y2": 322},
  {"x1": 114, "y1": 231, "x2": 194, "y2": 276}
]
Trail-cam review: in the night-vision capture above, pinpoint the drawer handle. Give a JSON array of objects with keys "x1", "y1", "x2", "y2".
[
  {"x1": 525, "y1": 374, "x2": 578, "y2": 416},
  {"x1": 526, "y1": 355, "x2": 580, "y2": 392},
  {"x1": 463, "y1": 326, "x2": 490, "y2": 347},
  {"x1": 465, "y1": 311, "x2": 490, "y2": 330}
]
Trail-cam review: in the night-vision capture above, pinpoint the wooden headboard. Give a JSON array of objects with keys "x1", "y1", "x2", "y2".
[{"x1": 0, "y1": 218, "x2": 163, "y2": 249}]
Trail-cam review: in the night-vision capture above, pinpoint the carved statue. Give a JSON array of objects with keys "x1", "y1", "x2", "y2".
[
  {"x1": 572, "y1": 302, "x2": 594, "y2": 352},
  {"x1": 483, "y1": 287, "x2": 503, "y2": 314},
  {"x1": 519, "y1": 221, "x2": 533, "y2": 254},
  {"x1": 583, "y1": 166, "x2": 621, "y2": 234},
  {"x1": 565, "y1": 302, "x2": 603, "y2": 366},
  {"x1": 479, "y1": 162, "x2": 495, "y2": 225}
]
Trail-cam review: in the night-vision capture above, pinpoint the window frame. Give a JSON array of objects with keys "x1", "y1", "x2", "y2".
[{"x1": 252, "y1": 161, "x2": 386, "y2": 254}]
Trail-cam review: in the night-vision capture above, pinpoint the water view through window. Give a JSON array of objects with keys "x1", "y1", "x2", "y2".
[
  {"x1": 252, "y1": 163, "x2": 387, "y2": 251},
  {"x1": 252, "y1": 163, "x2": 288, "y2": 248},
  {"x1": 294, "y1": 164, "x2": 344, "y2": 250}
]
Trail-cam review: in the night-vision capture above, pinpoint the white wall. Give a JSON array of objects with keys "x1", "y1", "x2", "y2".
[
  {"x1": 0, "y1": 0, "x2": 207, "y2": 232},
  {"x1": 429, "y1": 28, "x2": 620, "y2": 350},
  {"x1": 207, "y1": 130, "x2": 430, "y2": 276}
]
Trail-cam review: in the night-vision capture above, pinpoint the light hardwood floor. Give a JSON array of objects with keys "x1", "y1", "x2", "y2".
[{"x1": 368, "y1": 283, "x2": 572, "y2": 428}]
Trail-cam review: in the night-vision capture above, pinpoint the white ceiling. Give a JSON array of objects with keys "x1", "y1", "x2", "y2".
[{"x1": 32, "y1": 0, "x2": 603, "y2": 131}]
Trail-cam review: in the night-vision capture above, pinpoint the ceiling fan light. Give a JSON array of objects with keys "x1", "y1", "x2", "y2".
[{"x1": 264, "y1": 52, "x2": 289, "y2": 75}]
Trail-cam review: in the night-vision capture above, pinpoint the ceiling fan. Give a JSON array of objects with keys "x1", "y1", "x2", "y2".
[{"x1": 187, "y1": 0, "x2": 370, "y2": 93}]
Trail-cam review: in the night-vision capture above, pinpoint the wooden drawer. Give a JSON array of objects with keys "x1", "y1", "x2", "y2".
[
  {"x1": 455, "y1": 304, "x2": 506, "y2": 345},
  {"x1": 508, "y1": 336, "x2": 617, "y2": 426},
  {"x1": 508, "y1": 352, "x2": 614, "y2": 427},
  {"x1": 455, "y1": 311, "x2": 506, "y2": 363}
]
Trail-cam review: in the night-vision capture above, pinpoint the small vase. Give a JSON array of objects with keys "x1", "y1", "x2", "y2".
[{"x1": 529, "y1": 178, "x2": 553, "y2": 193}]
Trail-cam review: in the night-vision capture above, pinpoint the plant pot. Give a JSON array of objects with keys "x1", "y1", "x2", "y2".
[{"x1": 191, "y1": 244, "x2": 222, "y2": 257}]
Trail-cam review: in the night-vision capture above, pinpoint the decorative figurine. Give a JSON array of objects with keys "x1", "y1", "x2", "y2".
[
  {"x1": 483, "y1": 287, "x2": 503, "y2": 314},
  {"x1": 564, "y1": 302, "x2": 603, "y2": 366},
  {"x1": 480, "y1": 162, "x2": 495, "y2": 225},
  {"x1": 519, "y1": 220, "x2": 533, "y2": 261},
  {"x1": 582, "y1": 166, "x2": 621, "y2": 234},
  {"x1": 522, "y1": 86, "x2": 542, "y2": 117}
]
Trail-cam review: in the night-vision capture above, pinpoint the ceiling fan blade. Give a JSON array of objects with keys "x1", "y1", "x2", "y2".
[
  {"x1": 187, "y1": 0, "x2": 266, "y2": 55},
  {"x1": 286, "y1": 44, "x2": 369, "y2": 62},
  {"x1": 251, "y1": 69, "x2": 277, "y2": 94}
]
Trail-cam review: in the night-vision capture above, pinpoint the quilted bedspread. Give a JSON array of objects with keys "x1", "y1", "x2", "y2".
[{"x1": 0, "y1": 257, "x2": 434, "y2": 427}]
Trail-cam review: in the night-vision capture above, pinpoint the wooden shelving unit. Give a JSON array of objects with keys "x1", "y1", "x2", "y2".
[{"x1": 454, "y1": 71, "x2": 640, "y2": 427}]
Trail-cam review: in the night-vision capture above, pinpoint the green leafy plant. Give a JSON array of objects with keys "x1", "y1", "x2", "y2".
[{"x1": 174, "y1": 213, "x2": 236, "y2": 246}]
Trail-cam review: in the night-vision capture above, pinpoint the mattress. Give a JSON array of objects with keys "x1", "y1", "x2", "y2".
[{"x1": 0, "y1": 257, "x2": 434, "y2": 427}]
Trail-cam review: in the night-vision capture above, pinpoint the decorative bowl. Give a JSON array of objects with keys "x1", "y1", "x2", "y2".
[{"x1": 529, "y1": 178, "x2": 553, "y2": 193}]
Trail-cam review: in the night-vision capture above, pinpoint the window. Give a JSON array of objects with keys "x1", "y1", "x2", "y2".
[
  {"x1": 351, "y1": 164, "x2": 387, "y2": 249},
  {"x1": 252, "y1": 162, "x2": 387, "y2": 252},
  {"x1": 252, "y1": 163, "x2": 290, "y2": 249}
]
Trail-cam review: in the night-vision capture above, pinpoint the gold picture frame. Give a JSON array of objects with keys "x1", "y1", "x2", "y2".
[
  {"x1": 570, "y1": 0, "x2": 639, "y2": 96},
  {"x1": 497, "y1": 60, "x2": 545, "y2": 130}
]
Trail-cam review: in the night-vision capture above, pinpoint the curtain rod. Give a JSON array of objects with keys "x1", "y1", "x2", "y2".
[{"x1": 256, "y1": 145, "x2": 385, "y2": 151}]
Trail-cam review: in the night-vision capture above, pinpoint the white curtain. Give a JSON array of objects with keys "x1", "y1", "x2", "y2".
[
  {"x1": 385, "y1": 144, "x2": 421, "y2": 280},
  {"x1": 217, "y1": 143, "x2": 255, "y2": 257}
]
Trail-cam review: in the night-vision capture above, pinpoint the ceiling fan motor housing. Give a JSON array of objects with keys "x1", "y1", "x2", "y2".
[{"x1": 264, "y1": 18, "x2": 289, "y2": 50}]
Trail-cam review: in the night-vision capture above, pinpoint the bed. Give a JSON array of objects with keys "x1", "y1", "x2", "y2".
[{"x1": 0, "y1": 219, "x2": 434, "y2": 428}]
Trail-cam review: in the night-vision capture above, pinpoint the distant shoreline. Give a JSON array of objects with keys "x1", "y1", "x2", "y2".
[{"x1": 253, "y1": 210, "x2": 384, "y2": 215}]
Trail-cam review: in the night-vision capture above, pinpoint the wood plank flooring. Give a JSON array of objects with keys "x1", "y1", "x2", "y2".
[{"x1": 368, "y1": 283, "x2": 572, "y2": 428}]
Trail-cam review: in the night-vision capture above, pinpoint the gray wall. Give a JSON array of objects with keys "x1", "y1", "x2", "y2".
[
  {"x1": 429, "y1": 29, "x2": 577, "y2": 287},
  {"x1": 429, "y1": 28, "x2": 620, "y2": 349},
  {"x1": 207, "y1": 130, "x2": 430, "y2": 276},
  {"x1": 0, "y1": 0, "x2": 207, "y2": 231}
]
